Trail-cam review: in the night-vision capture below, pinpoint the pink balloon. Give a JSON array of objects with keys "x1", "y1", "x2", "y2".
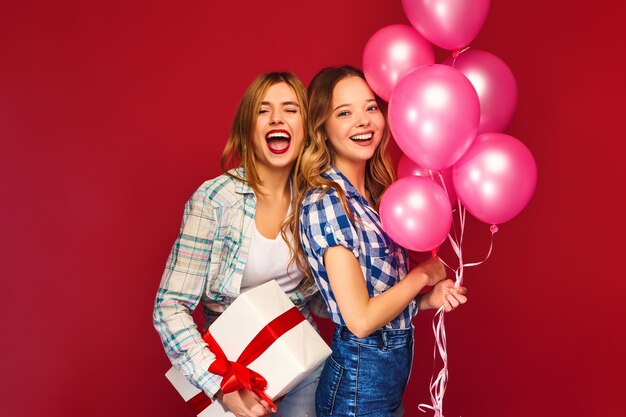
[
  {"x1": 443, "y1": 50, "x2": 517, "y2": 134},
  {"x1": 380, "y1": 176, "x2": 452, "y2": 252},
  {"x1": 452, "y1": 133, "x2": 537, "y2": 225},
  {"x1": 389, "y1": 64, "x2": 480, "y2": 170},
  {"x1": 363, "y1": 24, "x2": 435, "y2": 101},
  {"x1": 401, "y1": 0, "x2": 490, "y2": 50},
  {"x1": 397, "y1": 154, "x2": 458, "y2": 208}
]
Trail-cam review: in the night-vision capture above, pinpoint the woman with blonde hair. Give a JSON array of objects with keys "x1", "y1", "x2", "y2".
[
  {"x1": 295, "y1": 66, "x2": 468, "y2": 416},
  {"x1": 154, "y1": 72, "x2": 325, "y2": 417}
]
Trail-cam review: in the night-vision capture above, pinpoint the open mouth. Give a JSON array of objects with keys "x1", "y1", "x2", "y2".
[
  {"x1": 265, "y1": 129, "x2": 291, "y2": 154},
  {"x1": 350, "y1": 132, "x2": 374, "y2": 142}
]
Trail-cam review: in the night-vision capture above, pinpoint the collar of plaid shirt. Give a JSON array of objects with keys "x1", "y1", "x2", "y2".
[{"x1": 321, "y1": 165, "x2": 379, "y2": 207}]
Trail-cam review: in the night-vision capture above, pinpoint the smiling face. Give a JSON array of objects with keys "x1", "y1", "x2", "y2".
[
  {"x1": 324, "y1": 76, "x2": 385, "y2": 169},
  {"x1": 252, "y1": 82, "x2": 304, "y2": 171}
]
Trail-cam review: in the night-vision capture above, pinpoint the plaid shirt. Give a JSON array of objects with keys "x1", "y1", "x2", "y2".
[
  {"x1": 153, "y1": 168, "x2": 325, "y2": 399},
  {"x1": 299, "y1": 166, "x2": 416, "y2": 330}
]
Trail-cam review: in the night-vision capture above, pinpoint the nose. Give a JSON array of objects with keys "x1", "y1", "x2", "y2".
[
  {"x1": 270, "y1": 110, "x2": 284, "y2": 125},
  {"x1": 355, "y1": 112, "x2": 371, "y2": 128}
]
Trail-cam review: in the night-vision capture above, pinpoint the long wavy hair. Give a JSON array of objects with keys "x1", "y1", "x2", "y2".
[
  {"x1": 220, "y1": 72, "x2": 313, "y2": 284},
  {"x1": 290, "y1": 66, "x2": 396, "y2": 281},
  {"x1": 220, "y1": 72, "x2": 309, "y2": 196}
]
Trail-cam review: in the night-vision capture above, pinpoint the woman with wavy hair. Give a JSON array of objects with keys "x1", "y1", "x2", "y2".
[
  {"x1": 154, "y1": 72, "x2": 325, "y2": 417},
  {"x1": 295, "y1": 66, "x2": 468, "y2": 417}
]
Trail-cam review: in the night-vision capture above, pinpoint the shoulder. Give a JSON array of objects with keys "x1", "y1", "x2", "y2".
[
  {"x1": 301, "y1": 185, "x2": 351, "y2": 224},
  {"x1": 301, "y1": 185, "x2": 339, "y2": 211},
  {"x1": 191, "y1": 169, "x2": 247, "y2": 209}
]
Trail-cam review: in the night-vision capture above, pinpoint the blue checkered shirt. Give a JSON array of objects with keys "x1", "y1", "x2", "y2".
[{"x1": 299, "y1": 166, "x2": 416, "y2": 330}]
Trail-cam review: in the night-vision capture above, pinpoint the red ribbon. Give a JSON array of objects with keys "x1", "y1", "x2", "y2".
[
  {"x1": 187, "y1": 306, "x2": 305, "y2": 415},
  {"x1": 187, "y1": 391, "x2": 212, "y2": 415}
]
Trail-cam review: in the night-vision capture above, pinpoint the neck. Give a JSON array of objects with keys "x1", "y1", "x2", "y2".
[
  {"x1": 255, "y1": 164, "x2": 292, "y2": 199},
  {"x1": 335, "y1": 159, "x2": 368, "y2": 198}
]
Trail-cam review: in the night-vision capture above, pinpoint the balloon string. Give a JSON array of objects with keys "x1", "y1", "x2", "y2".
[
  {"x1": 419, "y1": 195, "x2": 497, "y2": 416},
  {"x1": 418, "y1": 305, "x2": 448, "y2": 417},
  {"x1": 438, "y1": 198, "x2": 497, "y2": 285},
  {"x1": 431, "y1": 170, "x2": 459, "y2": 244}
]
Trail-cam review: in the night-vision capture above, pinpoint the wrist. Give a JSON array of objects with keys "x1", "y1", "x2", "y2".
[
  {"x1": 214, "y1": 389, "x2": 223, "y2": 400},
  {"x1": 418, "y1": 291, "x2": 434, "y2": 311},
  {"x1": 409, "y1": 267, "x2": 429, "y2": 294}
]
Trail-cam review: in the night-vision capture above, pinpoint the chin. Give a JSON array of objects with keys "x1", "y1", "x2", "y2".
[
  {"x1": 266, "y1": 156, "x2": 296, "y2": 169},
  {"x1": 359, "y1": 150, "x2": 377, "y2": 161}
]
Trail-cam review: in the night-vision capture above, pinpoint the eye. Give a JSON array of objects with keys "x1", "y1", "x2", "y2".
[
  {"x1": 367, "y1": 104, "x2": 378, "y2": 112},
  {"x1": 337, "y1": 110, "x2": 350, "y2": 118},
  {"x1": 258, "y1": 108, "x2": 269, "y2": 115},
  {"x1": 285, "y1": 107, "x2": 298, "y2": 114}
]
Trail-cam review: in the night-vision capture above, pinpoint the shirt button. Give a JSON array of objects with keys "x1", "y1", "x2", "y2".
[
  {"x1": 325, "y1": 226, "x2": 331, "y2": 232},
  {"x1": 385, "y1": 249, "x2": 390, "y2": 254}
]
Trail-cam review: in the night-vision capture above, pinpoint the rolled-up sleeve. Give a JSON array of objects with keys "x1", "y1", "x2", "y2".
[{"x1": 301, "y1": 190, "x2": 360, "y2": 260}]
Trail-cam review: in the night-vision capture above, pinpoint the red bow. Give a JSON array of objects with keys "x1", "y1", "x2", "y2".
[{"x1": 202, "y1": 306, "x2": 305, "y2": 413}]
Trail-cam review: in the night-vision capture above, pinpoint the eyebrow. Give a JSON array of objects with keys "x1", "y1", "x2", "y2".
[
  {"x1": 261, "y1": 101, "x2": 301, "y2": 107},
  {"x1": 333, "y1": 99, "x2": 377, "y2": 112}
]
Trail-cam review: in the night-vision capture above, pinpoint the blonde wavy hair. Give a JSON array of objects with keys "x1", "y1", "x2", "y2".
[
  {"x1": 221, "y1": 72, "x2": 309, "y2": 196},
  {"x1": 290, "y1": 66, "x2": 396, "y2": 281},
  {"x1": 220, "y1": 72, "x2": 313, "y2": 284}
]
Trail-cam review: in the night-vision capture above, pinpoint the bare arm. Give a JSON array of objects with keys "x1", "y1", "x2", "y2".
[{"x1": 324, "y1": 246, "x2": 446, "y2": 338}]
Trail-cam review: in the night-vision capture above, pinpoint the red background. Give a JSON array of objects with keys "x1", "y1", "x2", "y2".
[{"x1": 2, "y1": 1, "x2": 625, "y2": 416}]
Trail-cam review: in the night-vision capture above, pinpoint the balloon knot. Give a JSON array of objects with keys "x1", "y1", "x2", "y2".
[
  {"x1": 452, "y1": 46, "x2": 471, "y2": 58},
  {"x1": 490, "y1": 224, "x2": 499, "y2": 234}
]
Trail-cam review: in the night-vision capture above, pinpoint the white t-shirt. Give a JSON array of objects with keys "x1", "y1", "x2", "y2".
[{"x1": 241, "y1": 220, "x2": 304, "y2": 293}]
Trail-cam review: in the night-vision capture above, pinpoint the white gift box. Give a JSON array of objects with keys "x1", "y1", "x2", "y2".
[{"x1": 165, "y1": 280, "x2": 331, "y2": 416}]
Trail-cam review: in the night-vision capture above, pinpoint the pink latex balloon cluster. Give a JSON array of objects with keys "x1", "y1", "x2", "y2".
[{"x1": 362, "y1": 0, "x2": 536, "y2": 252}]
